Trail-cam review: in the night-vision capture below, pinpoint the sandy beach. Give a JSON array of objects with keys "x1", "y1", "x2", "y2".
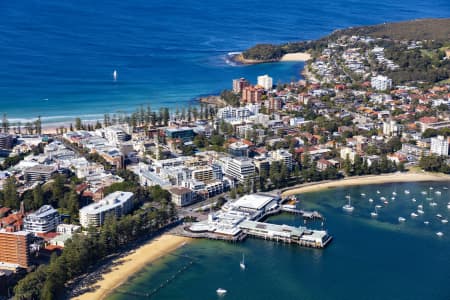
[
  {"x1": 280, "y1": 52, "x2": 312, "y2": 61},
  {"x1": 72, "y1": 234, "x2": 190, "y2": 300},
  {"x1": 281, "y1": 171, "x2": 450, "y2": 197}
]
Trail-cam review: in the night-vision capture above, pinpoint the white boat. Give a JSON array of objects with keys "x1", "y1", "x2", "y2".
[
  {"x1": 342, "y1": 195, "x2": 354, "y2": 212},
  {"x1": 391, "y1": 197, "x2": 395, "y2": 200},
  {"x1": 436, "y1": 214, "x2": 443, "y2": 218},
  {"x1": 447, "y1": 204, "x2": 450, "y2": 209},
  {"x1": 368, "y1": 198, "x2": 374, "y2": 203},
  {"x1": 435, "y1": 191, "x2": 441, "y2": 195},
  {"x1": 410, "y1": 212, "x2": 418, "y2": 218},
  {"x1": 436, "y1": 232, "x2": 444, "y2": 237},
  {"x1": 404, "y1": 190, "x2": 410, "y2": 194},
  {"x1": 421, "y1": 191, "x2": 427, "y2": 195},
  {"x1": 392, "y1": 192, "x2": 397, "y2": 196},
  {"x1": 429, "y1": 187, "x2": 434, "y2": 190},
  {"x1": 380, "y1": 197, "x2": 386, "y2": 200},
  {"x1": 418, "y1": 204, "x2": 423, "y2": 209},
  {"x1": 412, "y1": 198, "x2": 416, "y2": 202},
  {"x1": 375, "y1": 205, "x2": 382, "y2": 209},
  {"x1": 443, "y1": 187, "x2": 448, "y2": 190},
  {"x1": 417, "y1": 209, "x2": 424, "y2": 215},
  {"x1": 240, "y1": 254, "x2": 246, "y2": 270},
  {"x1": 398, "y1": 217, "x2": 406, "y2": 222},
  {"x1": 383, "y1": 200, "x2": 389, "y2": 205},
  {"x1": 442, "y1": 219, "x2": 448, "y2": 224},
  {"x1": 429, "y1": 202, "x2": 437, "y2": 207},
  {"x1": 361, "y1": 193, "x2": 366, "y2": 197},
  {"x1": 217, "y1": 288, "x2": 227, "y2": 295},
  {"x1": 113, "y1": 69, "x2": 118, "y2": 81},
  {"x1": 424, "y1": 221, "x2": 430, "y2": 225},
  {"x1": 376, "y1": 190, "x2": 380, "y2": 194},
  {"x1": 370, "y1": 206, "x2": 378, "y2": 218}
]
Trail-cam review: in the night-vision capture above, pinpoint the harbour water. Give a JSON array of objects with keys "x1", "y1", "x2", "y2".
[
  {"x1": 108, "y1": 181, "x2": 450, "y2": 300},
  {"x1": 1, "y1": 0, "x2": 450, "y2": 124}
]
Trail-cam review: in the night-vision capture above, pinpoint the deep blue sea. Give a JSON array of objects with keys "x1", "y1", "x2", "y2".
[
  {"x1": 108, "y1": 182, "x2": 450, "y2": 300},
  {"x1": 0, "y1": 0, "x2": 449, "y2": 125}
]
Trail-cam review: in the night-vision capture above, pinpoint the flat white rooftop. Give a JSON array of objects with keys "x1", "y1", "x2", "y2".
[{"x1": 232, "y1": 194, "x2": 276, "y2": 211}]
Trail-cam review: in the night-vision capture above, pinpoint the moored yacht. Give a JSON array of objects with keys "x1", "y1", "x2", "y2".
[
  {"x1": 217, "y1": 288, "x2": 227, "y2": 295},
  {"x1": 343, "y1": 195, "x2": 354, "y2": 212}
]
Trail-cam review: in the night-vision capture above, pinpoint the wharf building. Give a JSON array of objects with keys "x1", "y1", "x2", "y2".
[
  {"x1": 79, "y1": 191, "x2": 133, "y2": 228},
  {"x1": 0, "y1": 230, "x2": 31, "y2": 269},
  {"x1": 189, "y1": 194, "x2": 331, "y2": 248},
  {"x1": 24, "y1": 205, "x2": 60, "y2": 234}
]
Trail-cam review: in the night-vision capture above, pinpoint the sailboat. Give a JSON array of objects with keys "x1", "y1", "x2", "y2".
[
  {"x1": 371, "y1": 206, "x2": 378, "y2": 218},
  {"x1": 240, "y1": 253, "x2": 246, "y2": 270},
  {"x1": 113, "y1": 69, "x2": 118, "y2": 81},
  {"x1": 216, "y1": 288, "x2": 227, "y2": 295},
  {"x1": 343, "y1": 195, "x2": 354, "y2": 212}
]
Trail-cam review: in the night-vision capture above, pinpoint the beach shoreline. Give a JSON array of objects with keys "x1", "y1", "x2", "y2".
[
  {"x1": 281, "y1": 171, "x2": 450, "y2": 197},
  {"x1": 228, "y1": 51, "x2": 311, "y2": 65},
  {"x1": 71, "y1": 234, "x2": 191, "y2": 300}
]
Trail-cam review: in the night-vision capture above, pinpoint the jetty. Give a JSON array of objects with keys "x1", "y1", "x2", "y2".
[{"x1": 180, "y1": 193, "x2": 332, "y2": 249}]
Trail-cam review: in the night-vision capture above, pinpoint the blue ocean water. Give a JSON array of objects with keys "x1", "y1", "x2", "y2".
[
  {"x1": 0, "y1": 0, "x2": 449, "y2": 125},
  {"x1": 108, "y1": 182, "x2": 450, "y2": 300}
]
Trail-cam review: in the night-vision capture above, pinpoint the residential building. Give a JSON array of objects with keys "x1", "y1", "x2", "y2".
[
  {"x1": 430, "y1": 135, "x2": 449, "y2": 156},
  {"x1": 104, "y1": 126, "x2": 130, "y2": 145},
  {"x1": 271, "y1": 149, "x2": 293, "y2": 170},
  {"x1": 232, "y1": 78, "x2": 250, "y2": 93},
  {"x1": 191, "y1": 166, "x2": 214, "y2": 182},
  {"x1": 242, "y1": 86, "x2": 263, "y2": 104},
  {"x1": 24, "y1": 165, "x2": 56, "y2": 182},
  {"x1": 165, "y1": 127, "x2": 195, "y2": 142},
  {"x1": 24, "y1": 205, "x2": 60, "y2": 234},
  {"x1": 229, "y1": 142, "x2": 249, "y2": 157},
  {"x1": 383, "y1": 120, "x2": 403, "y2": 136},
  {"x1": 257, "y1": 74, "x2": 273, "y2": 90},
  {"x1": 79, "y1": 191, "x2": 134, "y2": 228},
  {"x1": 0, "y1": 134, "x2": 13, "y2": 150},
  {"x1": 224, "y1": 157, "x2": 255, "y2": 183},
  {"x1": 371, "y1": 75, "x2": 392, "y2": 91},
  {"x1": 169, "y1": 187, "x2": 195, "y2": 206},
  {"x1": 0, "y1": 230, "x2": 31, "y2": 268}
]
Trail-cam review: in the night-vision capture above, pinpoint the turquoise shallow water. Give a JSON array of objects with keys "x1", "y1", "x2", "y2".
[
  {"x1": 108, "y1": 181, "x2": 450, "y2": 300},
  {"x1": 1, "y1": 0, "x2": 450, "y2": 124}
]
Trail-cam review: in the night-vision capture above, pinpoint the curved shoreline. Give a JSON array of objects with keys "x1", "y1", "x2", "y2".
[
  {"x1": 71, "y1": 234, "x2": 191, "y2": 300},
  {"x1": 228, "y1": 51, "x2": 311, "y2": 65},
  {"x1": 281, "y1": 172, "x2": 450, "y2": 197}
]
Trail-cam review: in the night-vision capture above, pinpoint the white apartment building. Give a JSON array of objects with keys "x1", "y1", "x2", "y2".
[
  {"x1": 257, "y1": 74, "x2": 273, "y2": 90},
  {"x1": 223, "y1": 157, "x2": 255, "y2": 183},
  {"x1": 430, "y1": 135, "x2": 449, "y2": 156},
  {"x1": 371, "y1": 75, "x2": 392, "y2": 91},
  {"x1": 271, "y1": 149, "x2": 293, "y2": 170},
  {"x1": 383, "y1": 120, "x2": 403, "y2": 136},
  {"x1": 104, "y1": 126, "x2": 130, "y2": 146},
  {"x1": 79, "y1": 191, "x2": 134, "y2": 228},
  {"x1": 24, "y1": 205, "x2": 60, "y2": 234}
]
